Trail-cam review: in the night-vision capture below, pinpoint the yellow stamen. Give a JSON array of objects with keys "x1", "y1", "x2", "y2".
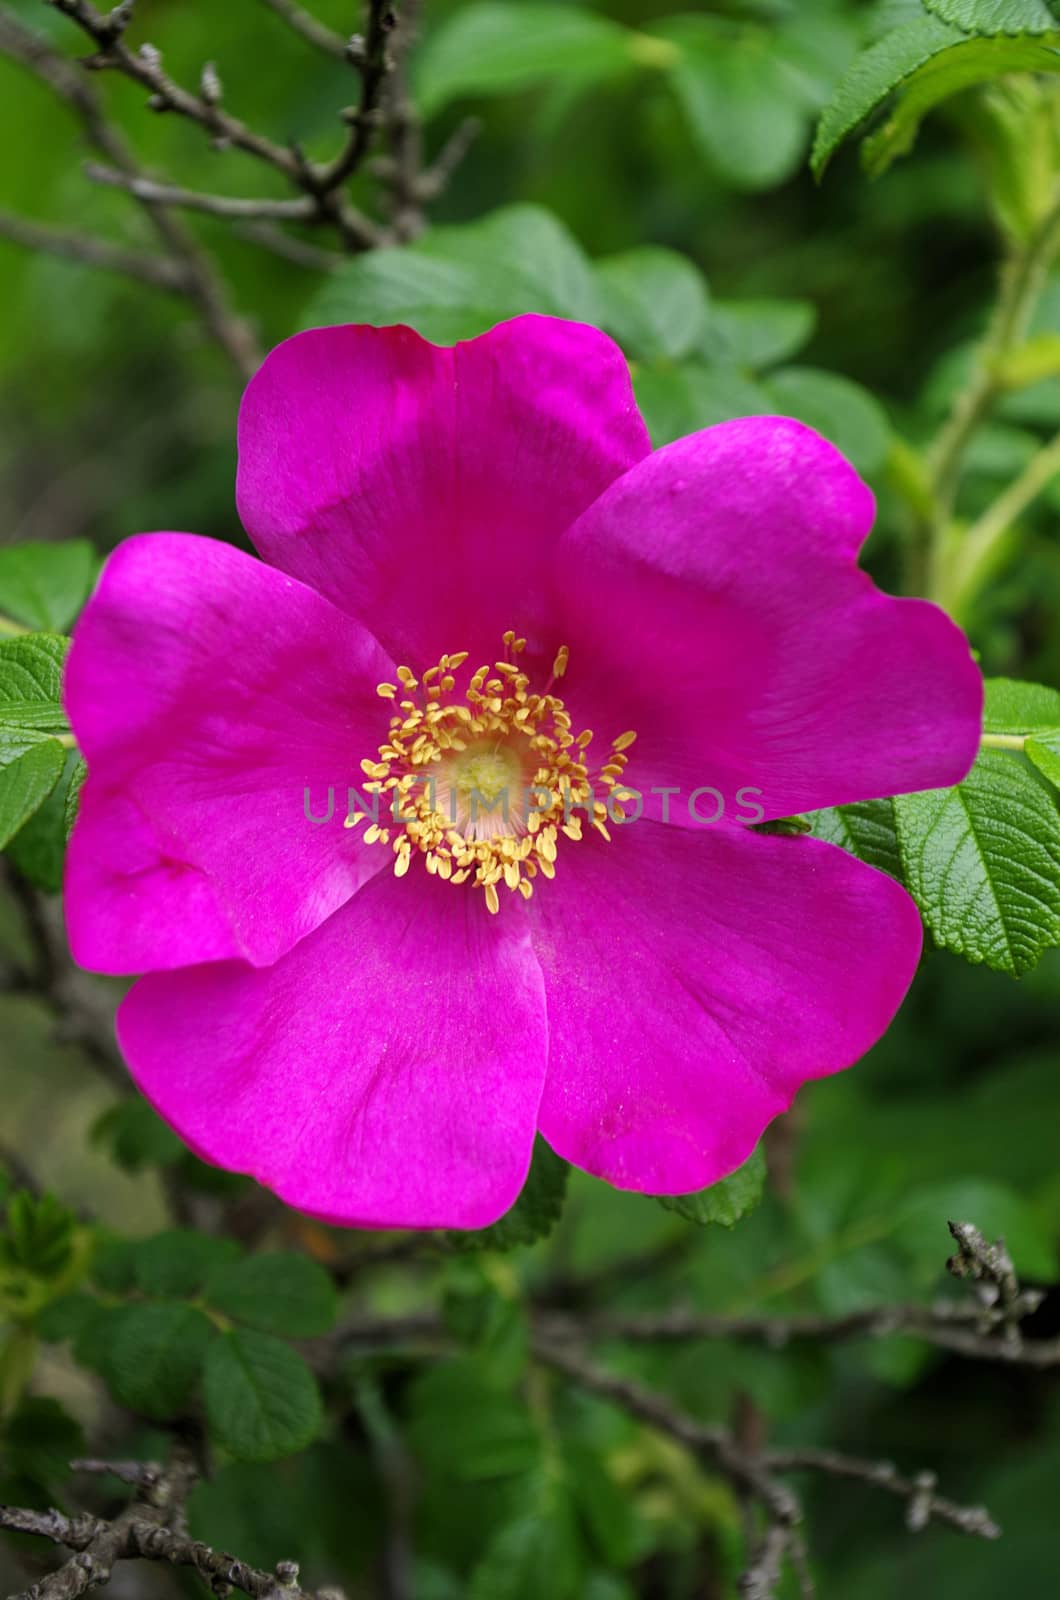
[{"x1": 348, "y1": 638, "x2": 636, "y2": 910}]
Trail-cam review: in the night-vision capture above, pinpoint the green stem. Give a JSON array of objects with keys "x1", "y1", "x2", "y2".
[
  {"x1": 925, "y1": 189, "x2": 1060, "y2": 602},
  {"x1": 945, "y1": 428, "x2": 1060, "y2": 617},
  {"x1": 980, "y1": 732, "x2": 1027, "y2": 750}
]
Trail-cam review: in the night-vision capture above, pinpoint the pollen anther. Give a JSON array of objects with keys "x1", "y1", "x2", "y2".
[{"x1": 350, "y1": 638, "x2": 636, "y2": 912}]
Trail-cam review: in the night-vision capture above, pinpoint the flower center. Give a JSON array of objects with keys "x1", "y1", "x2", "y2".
[{"x1": 347, "y1": 633, "x2": 637, "y2": 912}]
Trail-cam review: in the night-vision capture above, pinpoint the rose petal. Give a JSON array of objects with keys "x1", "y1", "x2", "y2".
[
  {"x1": 554, "y1": 416, "x2": 982, "y2": 824},
  {"x1": 236, "y1": 316, "x2": 651, "y2": 668},
  {"x1": 117, "y1": 871, "x2": 549, "y2": 1229},
  {"x1": 530, "y1": 820, "x2": 922, "y2": 1193},
  {"x1": 65, "y1": 533, "x2": 394, "y2": 973}
]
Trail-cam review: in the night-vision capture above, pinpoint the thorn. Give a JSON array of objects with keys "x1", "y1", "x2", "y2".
[
  {"x1": 199, "y1": 60, "x2": 222, "y2": 105},
  {"x1": 105, "y1": 0, "x2": 135, "y2": 37}
]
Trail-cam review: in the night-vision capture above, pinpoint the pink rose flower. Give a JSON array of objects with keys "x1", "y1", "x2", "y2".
[{"x1": 64, "y1": 316, "x2": 982, "y2": 1229}]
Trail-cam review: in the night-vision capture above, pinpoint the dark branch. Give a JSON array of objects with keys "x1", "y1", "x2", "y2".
[
  {"x1": 0, "y1": 4, "x2": 260, "y2": 377},
  {"x1": 762, "y1": 1448, "x2": 1001, "y2": 1540},
  {"x1": 315, "y1": 1, "x2": 396, "y2": 194},
  {"x1": 83, "y1": 161, "x2": 381, "y2": 245},
  {"x1": 532, "y1": 1333, "x2": 800, "y2": 1525},
  {"x1": 1, "y1": 1455, "x2": 343, "y2": 1600},
  {"x1": 0, "y1": 210, "x2": 189, "y2": 288},
  {"x1": 85, "y1": 163, "x2": 318, "y2": 220}
]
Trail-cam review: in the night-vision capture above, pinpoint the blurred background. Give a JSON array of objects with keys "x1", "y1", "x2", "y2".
[{"x1": 1, "y1": 0, "x2": 1059, "y2": 1595}]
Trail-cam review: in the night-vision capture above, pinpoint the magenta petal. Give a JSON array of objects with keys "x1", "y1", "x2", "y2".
[
  {"x1": 531, "y1": 822, "x2": 922, "y2": 1193},
  {"x1": 65, "y1": 533, "x2": 395, "y2": 974},
  {"x1": 236, "y1": 316, "x2": 651, "y2": 668},
  {"x1": 65, "y1": 783, "x2": 243, "y2": 973},
  {"x1": 556, "y1": 417, "x2": 982, "y2": 823},
  {"x1": 117, "y1": 873, "x2": 548, "y2": 1229}
]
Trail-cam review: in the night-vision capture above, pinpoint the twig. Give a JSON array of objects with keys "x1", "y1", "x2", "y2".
[
  {"x1": 48, "y1": 0, "x2": 394, "y2": 248},
  {"x1": 570, "y1": 1288, "x2": 1057, "y2": 1366},
  {"x1": 532, "y1": 1333, "x2": 800, "y2": 1525},
  {"x1": 315, "y1": 0, "x2": 396, "y2": 194},
  {"x1": 378, "y1": 0, "x2": 423, "y2": 238},
  {"x1": 84, "y1": 163, "x2": 319, "y2": 220},
  {"x1": 0, "y1": 5, "x2": 259, "y2": 378},
  {"x1": 83, "y1": 160, "x2": 381, "y2": 245},
  {"x1": 0, "y1": 210, "x2": 188, "y2": 289},
  {"x1": 256, "y1": 0, "x2": 348, "y2": 59},
  {"x1": 739, "y1": 1522, "x2": 798, "y2": 1600},
  {"x1": 334, "y1": 1286, "x2": 1060, "y2": 1369},
  {"x1": 762, "y1": 1448, "x2": 1001, "y2": 1540},
  {"x1": 48, "y1": 0, "x2": 304, "y2": 176},
  {"x1": 416, "y1": 116, "x2": 482, "y2": 201},
  {"x1": 1, "y1": 1450, "x2": 346, "y2": 1600},
  {"x1": 233, "y1": 220, "x2": 345, "y2": 272}
]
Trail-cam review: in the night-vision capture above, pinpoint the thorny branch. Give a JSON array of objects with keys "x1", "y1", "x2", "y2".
[
  {"x1": 327, "y1": 1221, "x2": 1052, "y2": 1596},
  {"x1": 0, "y1": 1455, "x2": 345, "y2": 1600},
  {"x1": 0, "y1": 0, "x2": 477, "y2": 378},
  {"x1": 0, "y1": 4, "x2": 259, "y2": 379}
]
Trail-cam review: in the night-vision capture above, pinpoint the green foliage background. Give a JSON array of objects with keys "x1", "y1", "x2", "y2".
[{"x1": 1, "y1": 0, "x2": 1060, "y2": 1595}]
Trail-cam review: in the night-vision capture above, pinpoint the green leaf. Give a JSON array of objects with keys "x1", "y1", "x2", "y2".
[
  {"x1": 924, "y1": 0, "x2": 1060, "y2": 35},
  {"x1": 700, "y1": 298, "x2": 817, "y2": 371},
  {"x1": 35, "y1": 1291, "x2": 103, "y2": 1344},
  {"x1": 6, "y1": 748, "x2": 82, "y2": 891},
  {"x1": 104, "y1": 1302, "x2": 214, "y2": 1418},
  {"x1": 765, "y1": 366, "x2": 892, "y2": 474},
  {"x1": 449, "y1": 1138, "x2": 570, "y2": 1252},
  {"x1": 568, "y1": 1444, "x2": 645, "y2": 1568},
  {"x1": 134, "y1": 1230, "x2": 242, "y2": 1299},
  {"x1": 594, "y1": 247, "x2": 709, "y2": 361},
  {"x1": 1025, "y1": 733, "x2": 1060, "y2": 789},
  {"x1": 813, "y1": 19, "x2": 1060, "y2": 176},
  {"x1": 91, "y1": 1098, "x2": 185, "y2": 1172},
  {"x1": 0, "y1": 1191, "x2": 76, "y2": 1278},
  {"x1": 893, "y1": 749, "x2": 1060, "y2": 975},
  {"x1": 632, "y1": 363, "x2": 772, "y2": 447},
  {"x1": 2, "y1": 1396, "x2": 84, "y2": 1491},
  {"x1": 861, "y1": 34, "x2": 1060, "y2": 175},
  {"x1": 203, "y1": 1328, "x2": 323, "y2": 1461},
  {"x1": 304, "y1": 205, "x2": 599, "y2": 342},
  {"x1": 468, "y1": 1501, "x2": 581, "y2": 1600},
  {"x1": 813, "y1": 17, "x2": 970, "y2": 174},
  {"x1": 0, "y1": 634, "x2": 69, "y2": 730},
  {"x1": 418, "y1": 206, "x2": 601, "y2": 325},
  {"x1": 63, "y1": 755, "x2": 86, "y2": 840},
  {"x1": 0, "y1": 541, "x2": 96, "y2": 632},
  {"x1": 658, "y1": 1145, "x2": 766, "y2": 1227},
  {"x1": 656, "y1": 18, "x2": 810, "y2": 190},
  {"x1": 305, "y1": 250, "x2": 500, "y2": 345},
  {"x1": 413, "y1": 3, "x2": 634, "y2": 117},
  {"x1": 90, "y1": 1234, "x2": 143, "y2": 1294},
  {"x1": 407, "y1": 1357, "x2": 540, "y2": 1480},
  {"x1": 983, "y1": 676, "x2": 1060, "y2": 732},
  {"x1": 807, "y1": 798, "x2": 902, "y2": 880},
  {"x1": 204, "y1": 1251, "x2": 338, "y2": 1337},
  {"x1": 0, "y1": 736, "x2": 65, "y2": 852}
]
